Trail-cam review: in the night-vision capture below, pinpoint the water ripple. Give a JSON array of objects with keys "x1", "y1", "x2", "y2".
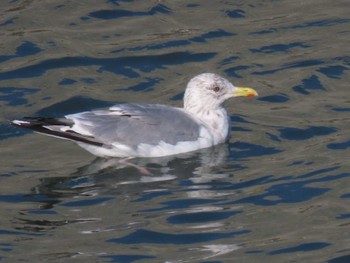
[
  {"x1": 0, "y1": 52, "x2": 216, "y2": 80},
  {"x1": 108, "y1": 229, "x2": 250, "y2": 244}
]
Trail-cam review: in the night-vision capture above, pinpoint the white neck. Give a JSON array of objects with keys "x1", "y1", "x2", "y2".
[{"x1": 184, "y1": 104, "x2": 230, "y2": 144}]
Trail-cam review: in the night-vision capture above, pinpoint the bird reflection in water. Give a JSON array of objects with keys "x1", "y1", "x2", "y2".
[{"x1": 33, "y1": 144, "x2": 234, "y2": 200}]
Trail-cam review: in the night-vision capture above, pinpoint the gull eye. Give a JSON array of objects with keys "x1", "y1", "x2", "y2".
[{"x1": 212, "y1": 86, "x2": 220, "y2": 92}]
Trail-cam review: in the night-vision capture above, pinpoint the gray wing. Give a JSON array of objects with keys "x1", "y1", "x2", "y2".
[{"x1": 66, "y1": 103, "x2": 201, "y2": 148}]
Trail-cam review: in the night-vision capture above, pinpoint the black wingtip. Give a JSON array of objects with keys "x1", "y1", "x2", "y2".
[
  {"x1": 11, "y1": 119, "x2": 32, "y2": 128},
  {"x1": 11, "y1": 117, "x2": 104, "y2": 147},
  {"x1": 11, "y1": 117, "x2": 73, "y2": 127}
]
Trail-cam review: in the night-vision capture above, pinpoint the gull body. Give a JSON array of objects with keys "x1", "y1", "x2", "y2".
[{"x1": 12, "y1": 73, "x2": 258, "y2": 158}]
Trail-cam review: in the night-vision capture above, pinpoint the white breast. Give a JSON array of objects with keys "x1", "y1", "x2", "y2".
[{"x1": 187, "y1": 107, "x2": 230, "y2": 145}]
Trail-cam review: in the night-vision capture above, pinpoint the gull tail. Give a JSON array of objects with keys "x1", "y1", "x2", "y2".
[{"x1": 11, "y1": 117, "x2": 104, "y2": 147}]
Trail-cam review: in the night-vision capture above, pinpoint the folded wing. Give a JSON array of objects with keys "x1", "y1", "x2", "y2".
[{"x1": 12, "y1": 103, "x2": 202, "y2": 150}]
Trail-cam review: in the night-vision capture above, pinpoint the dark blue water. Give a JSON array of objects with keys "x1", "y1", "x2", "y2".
[{"x1": 0, "y1": 0, "x2": 349, "y2": 262}]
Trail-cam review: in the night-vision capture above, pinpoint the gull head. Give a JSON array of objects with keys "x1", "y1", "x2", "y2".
[{"x1": 184, "y1": 73, "x2": 258, "y2": 112}]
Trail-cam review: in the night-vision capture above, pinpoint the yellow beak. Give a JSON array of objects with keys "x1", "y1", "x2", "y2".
[{"x1": 233, "y1": 87, "x2": 258, "y2": 97}]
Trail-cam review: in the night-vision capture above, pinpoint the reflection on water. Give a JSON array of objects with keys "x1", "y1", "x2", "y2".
[
  {"x1": 1, "y1": 0, "x2": 350, "y2": 262},
  {"x1": 33, "y1": 144, "x2": 231, "y2": 210}
]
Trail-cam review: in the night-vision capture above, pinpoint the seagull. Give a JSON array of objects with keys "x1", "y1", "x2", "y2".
[{"x1": 11, "y1": 73, "x2": 258, "y2": 158}]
